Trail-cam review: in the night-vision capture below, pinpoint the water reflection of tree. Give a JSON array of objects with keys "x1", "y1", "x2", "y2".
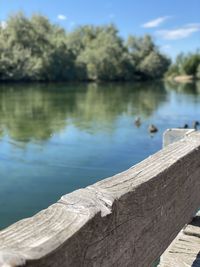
[
  {"x1": 165, "y1": 80, "x2": 200, "y2": 95},
  {"x1": 71, "y1": 82, "x2": 167, "y2": 131},
  {"x1": 0, "y1": 82, "x2": 167, "y2": 142}
]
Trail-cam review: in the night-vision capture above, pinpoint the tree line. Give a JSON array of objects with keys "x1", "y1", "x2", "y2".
[
  {"x1": 166, "y1": 51, "x2": 200, "y2": 79},
  {"x1": 0, "y1": 13, "x2": 171, "y2": 82}
]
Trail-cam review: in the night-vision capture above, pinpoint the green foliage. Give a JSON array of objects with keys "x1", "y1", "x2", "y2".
[
  {"x1": 166, "y1": 52, "x2": 200, "y2": 78},
  {"x1": 139, "y1": 51, "x2": 171, "y2": 79},
  {"x1": 196, "y1": 65, "x2": 200, "y2": 79},
  {"x1": 74, "y1": 25, "x2": 133, "y2": 81},
  {"x1": 182, "y1": 54, "x2": 200, "y2": 76},
  {"x1": 0, "y1": 12, "x2": 170, "y2": 81},
  {"x1": 127, "y1": 35, "x2": 170, "y2": 80}
]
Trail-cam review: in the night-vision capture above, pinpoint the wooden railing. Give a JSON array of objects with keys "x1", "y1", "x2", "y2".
[{"x1": 0, "y1": 129, "x2": 200, "y2": 267}]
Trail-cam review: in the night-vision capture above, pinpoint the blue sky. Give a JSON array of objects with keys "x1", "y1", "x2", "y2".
[{"x1": 0, "y1": 0, "x2": 200, "y2": 58}]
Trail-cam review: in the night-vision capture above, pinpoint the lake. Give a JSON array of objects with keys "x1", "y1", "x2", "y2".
[{"x1": 0, "y1": 81, "x2": 200, "y2": 229}]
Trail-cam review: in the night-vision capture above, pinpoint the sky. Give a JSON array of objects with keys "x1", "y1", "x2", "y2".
[{"x1": 0, "y1": 0, "x2": 200, "y2": 58}]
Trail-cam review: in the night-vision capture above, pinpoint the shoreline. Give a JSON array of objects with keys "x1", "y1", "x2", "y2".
[{"x1": 166, "y1": 75, "x2": 196, "y2": 84}]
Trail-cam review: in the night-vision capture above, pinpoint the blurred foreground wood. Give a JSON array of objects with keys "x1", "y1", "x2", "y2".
[{"x1": 158, "y1": 211, "x2": 200, "y2": 267}]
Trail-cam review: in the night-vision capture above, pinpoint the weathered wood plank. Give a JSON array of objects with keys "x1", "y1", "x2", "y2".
[
  {"x1": 158, "y1": 212, "x2": 200, "y2": 267},
  {"x1": 1, "y1": 130, "x2": 200, "y2": 267},
  {"x1": 163, "y1": 128, "x2": 195, "y2": 147}
]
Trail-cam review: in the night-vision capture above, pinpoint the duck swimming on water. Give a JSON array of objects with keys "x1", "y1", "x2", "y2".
[
  {"x1": 134, "y1": 117, "x2": 141, "y2": 127},
  {"x1": 192, "y1": 121, "x2": 200, "y2": 129},
  {"x1": 183, "y1": 124, "x2": 189, "y2": 129},
  {"x1": 148, "y1": 124, "x2": 158, "y2": 133}
]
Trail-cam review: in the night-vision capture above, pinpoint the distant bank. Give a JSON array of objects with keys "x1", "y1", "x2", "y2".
[{"x1": 166, "y1": 75, "x2": 195, "y2": 83}]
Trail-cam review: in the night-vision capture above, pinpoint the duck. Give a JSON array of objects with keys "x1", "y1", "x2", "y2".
[
  {"x1": 134, "y1": 117, "x2": 141, "y2": 127},
  {"x1": 148, "y1": 124, "x2": 158, "y2": 133},
  {"x1": 192, "y1": 121, "x2": 200, "y2": 129}
]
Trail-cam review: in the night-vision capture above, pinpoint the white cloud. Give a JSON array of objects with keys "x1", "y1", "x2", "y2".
[
  {"x1": 0, "y1": 21, "x2": 7, "y2": 29},
  {"x1": 57, "y1": 14, "x2": 67, "y2": 20},
  {"x1": 157, "y1": 24, "x2": 200, "y2": 40},
  {"x1": 142, "y1": 16, "x2": 170, "y2": 28}
]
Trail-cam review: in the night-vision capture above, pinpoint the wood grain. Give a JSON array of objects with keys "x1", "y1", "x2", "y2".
[
  {"x1": 1, "y1": 131, "x2": 200, "y2": 266},
  {"x1": 158, "y1": 211, "x2": 200, "y2": 267}
]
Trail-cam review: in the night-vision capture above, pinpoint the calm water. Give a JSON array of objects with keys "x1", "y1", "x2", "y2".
[{"x1": 0, "y1": 81, "x2": 200, "y2": 229}]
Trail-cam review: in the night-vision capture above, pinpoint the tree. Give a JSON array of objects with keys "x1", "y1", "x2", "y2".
[
  {"x1": 182, "y1": 53, "x2": 200, "y2": 76},
  {"x1": 166, "y1": 52, "x2": 200, "y2": 79},
  {"x1": 0, "y1": 12, "x2": 171, "y2": 82},
  {"x1": 126, "y1": 35, "x2": 170, "y2": 79},
  {"x1": 75, "y1": 25, "x2": 133, "y2": 81},
  {"x1": 196, "y1": 64, "x2": 200, "y2": 79},
  {"x1": 139, "y1": 51, "x2": 171, "y2": 79}
]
